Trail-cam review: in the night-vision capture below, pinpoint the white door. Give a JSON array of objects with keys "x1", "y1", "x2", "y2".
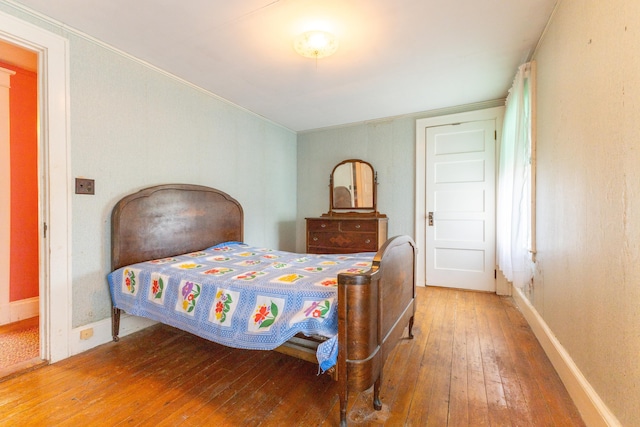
[
  {"x1": 0, "y1": 10, "x2": 71, "y2": 363},
  {"x1": 0, "y1": 67, "x2": 12, "y2": 325},
  {"x1": 425, "y1": 120, "x2": 496, "y2": 291}
]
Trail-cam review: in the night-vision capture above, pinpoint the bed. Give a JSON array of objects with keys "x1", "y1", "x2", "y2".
[{"x1": 108, "y1": 184, "x2": 416, "y2": 426}]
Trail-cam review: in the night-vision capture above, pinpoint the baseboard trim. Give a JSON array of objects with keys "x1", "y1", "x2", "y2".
[
  {"x1": 0, "y1": 297, "x2": 39, "y2": 325},
  {"x1": 70, "y1": 313, "x2": 156, "y2": 356},
  {"x1": 511, "y1": 286, "x2": 621, "y2": 427},
  {"x1": 11, "y1": 297, "x2": 39, "y2": 321}
]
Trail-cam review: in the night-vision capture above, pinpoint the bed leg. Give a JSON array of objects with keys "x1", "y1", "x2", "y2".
[
  {"x1": 112, "y1": 307, "x2": 121, "y2": 342},
  {"x1": 408, "y1": 315, "x2": 415, "y2": 339},
  {"x1": 373, "y1": 376, "x2": 383, "y2": 411},
  {"x1": 339, "y1": 394, "x2": 347, "y2": 427}
]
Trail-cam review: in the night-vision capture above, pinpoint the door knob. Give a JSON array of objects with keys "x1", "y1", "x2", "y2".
[{"x1": 428, "y1": 212, "x2": 434, "y2": 226}]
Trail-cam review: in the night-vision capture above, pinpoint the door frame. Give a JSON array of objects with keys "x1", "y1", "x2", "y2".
[
  {"x1": 0, "y1": 10, "x2": 71, "y2": 363},
  {"x1": 415, "y1": 106, "x2": 504, "y2": 288}
]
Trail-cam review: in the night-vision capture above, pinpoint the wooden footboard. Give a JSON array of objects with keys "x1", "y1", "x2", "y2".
[{"x1": 337, "y1": 235, "x2": 417, "y2": 426}]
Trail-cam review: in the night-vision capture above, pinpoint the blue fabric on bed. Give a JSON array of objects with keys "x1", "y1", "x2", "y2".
[
  {"x1": 317, "y1": 335, "x2": 339, "y2": 373},
  {"x1": 107, "y1": 242, "x2": 373, "y2": 371}
]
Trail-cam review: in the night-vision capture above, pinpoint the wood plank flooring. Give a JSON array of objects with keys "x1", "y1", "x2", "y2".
[{"x1": 0, "y1": 287, "x2": 585, "y2": 426}]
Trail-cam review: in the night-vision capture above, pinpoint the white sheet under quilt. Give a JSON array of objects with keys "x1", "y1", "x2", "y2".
[{"x1": 107, "y1": 242, "x2": 374, "y2": 370}]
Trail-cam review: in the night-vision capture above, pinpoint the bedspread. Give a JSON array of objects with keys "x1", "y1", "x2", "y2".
[{"x1": 107, "y1": 242, "x2": 374, "y2": 370}]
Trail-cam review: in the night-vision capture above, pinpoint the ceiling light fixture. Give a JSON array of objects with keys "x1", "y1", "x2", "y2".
[{"x1": 293, "y1": 30, "x2": 339, "y2": 60}]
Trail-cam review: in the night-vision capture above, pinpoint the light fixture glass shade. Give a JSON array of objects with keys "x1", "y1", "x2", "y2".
[{"x1": 293, "y1": 31, "x2": 338, "y2": 59}]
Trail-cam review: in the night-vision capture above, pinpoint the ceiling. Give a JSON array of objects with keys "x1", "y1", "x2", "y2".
[{"x1": 12, "y1": 0, "x2": 556, "y2": 131}]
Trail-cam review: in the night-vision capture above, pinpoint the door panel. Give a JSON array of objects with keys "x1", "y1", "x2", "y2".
[
  {"x1": 426, "y1": 120, "x2": 496, "y2": 291},
  {"x1": 435, "y1": 248, "x2": 485, "y2": 271},
  {"x1": 435, "y1": 189, "x2": 485, "y2": 212},
  {"x1": 436, "y1": 219, "x2": 484, "y2": 242},
  {"x1": 436, "y1": 159, "x2": 485, "y2": 183},
  {"x1": 434, "y1": 129, "x2": 486, "y2": 154}
]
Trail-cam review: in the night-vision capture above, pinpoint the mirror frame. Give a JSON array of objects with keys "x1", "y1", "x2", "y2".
[{"x1": 329, "y1": 159, "x2": 378, "y2": 213}]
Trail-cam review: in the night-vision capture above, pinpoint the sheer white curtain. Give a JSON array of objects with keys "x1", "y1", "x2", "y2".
[{"x1": 497, "y1": 62, "x2": 534, "y2": 289}]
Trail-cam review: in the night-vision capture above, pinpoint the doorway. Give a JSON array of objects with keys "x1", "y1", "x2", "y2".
[
  {"x1": 0, "y1": 40, "x2": 40, "y2": 376},
  {"x1": 415, "y1": 106, "x2": 504, "y2": 291},
  {"x1": 0, "y1": 9, "x2": 71, "y2": 364}
]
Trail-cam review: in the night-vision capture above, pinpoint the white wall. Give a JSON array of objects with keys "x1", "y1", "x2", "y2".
[
  {"x1": 534, "y1": 0, "x2": 640, "y2": 424},
  {"x1": 0, "y1": 1, "x2": 298, "y2": 330}
]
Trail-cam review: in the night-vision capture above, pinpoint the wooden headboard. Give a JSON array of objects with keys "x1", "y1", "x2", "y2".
[{"x1": 111, "y1": 184, "x2": 244, "y2": 270}]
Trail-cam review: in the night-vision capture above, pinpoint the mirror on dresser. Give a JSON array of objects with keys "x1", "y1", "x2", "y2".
[
  {"x1": 306, "y1": 159, "x2": 387, "y2": 254},
  {"x1": 330, "y1": 159, "x2": 376, "y2": 211}
]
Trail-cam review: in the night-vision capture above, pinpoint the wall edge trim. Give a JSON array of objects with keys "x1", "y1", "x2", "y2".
[
  {"x1": 512, "y1": 286, "x2": 621, "y2": 427},
  {"x1": 69, "y1": 313, "x2": 156, "y2": 357},
  {"x1": 8, "y1": 296, "x2": 39, "y2": 323}
]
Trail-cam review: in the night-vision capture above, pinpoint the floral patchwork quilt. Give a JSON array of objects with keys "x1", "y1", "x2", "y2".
[{"x1": 107, "y1": 242, "x2": 374, "y2": 371}]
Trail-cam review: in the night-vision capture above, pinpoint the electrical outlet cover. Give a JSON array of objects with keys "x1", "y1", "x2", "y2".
[{"x1": 75, "y1": 178, "x2": 95, "y2": 195}]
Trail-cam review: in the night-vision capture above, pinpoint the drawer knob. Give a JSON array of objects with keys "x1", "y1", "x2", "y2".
[
  {"x1": 321, "y1": 223, "x2": 326, "y2": 228},
  {"x1": 365, "y1": 239, "x2": 371, "y2": 244},
  {"x1": 355, "y1": 224, "x2": 361, "y2": 229},
  {"x1": 313, "y1": 237, "x2": 318, "y2": 241}
]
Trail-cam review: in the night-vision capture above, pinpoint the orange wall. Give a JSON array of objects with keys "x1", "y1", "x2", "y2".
[{"x1": 0, "y1": 60, "x2": 39, "y2": 302}]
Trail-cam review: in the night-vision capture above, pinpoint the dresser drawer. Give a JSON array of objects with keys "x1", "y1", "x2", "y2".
[
  {"x1": 306, "y1": 219, "x2": 340, "y2": 232},
  {"x1": 339, "y1": 220, "x2": 378, "y2": 232},
  {"x1": 336, "y1": 233, "x2": 377, "y2": 251},
  {"x1": 306, "y1": 216, "x2": 388, "y2": 254},
  {"x1": 308, "y1": 231, "x2": 377, "y2": 251}
]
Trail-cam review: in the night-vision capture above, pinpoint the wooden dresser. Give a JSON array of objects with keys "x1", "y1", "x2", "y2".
[{"x1": 305, "y1": 215, "x2": 388, "y2": 254}]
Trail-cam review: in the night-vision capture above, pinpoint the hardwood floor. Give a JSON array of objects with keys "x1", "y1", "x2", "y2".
[{"x1": 0, "y1": 287, "x2": 584, "y2": 426}]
